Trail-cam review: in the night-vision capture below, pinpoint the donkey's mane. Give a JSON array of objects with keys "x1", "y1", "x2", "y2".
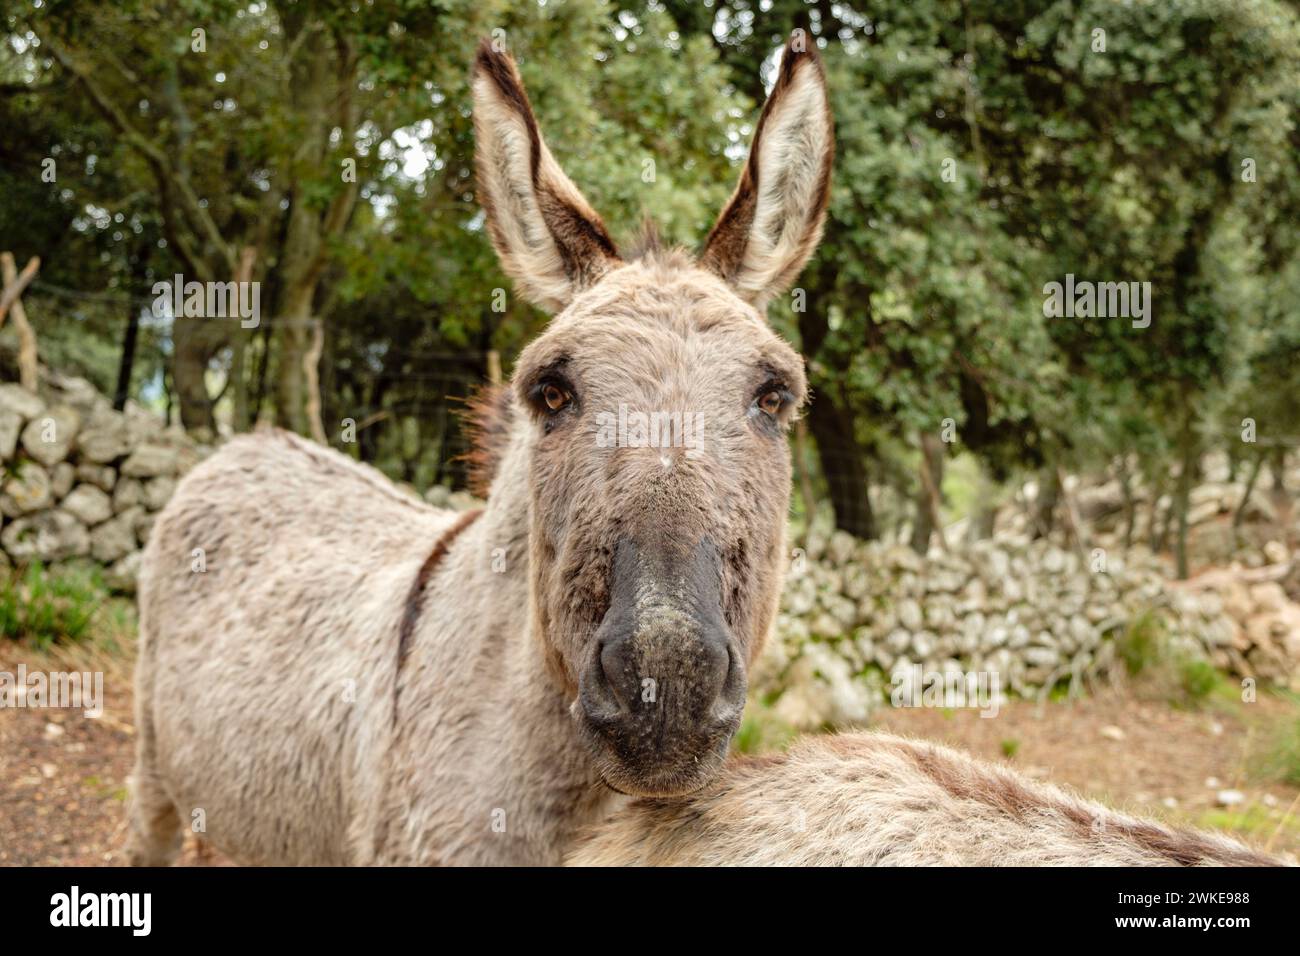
[
  {"x1": 461, "y1": 382, "x2": 514, "y2": 499},
  {"x1": 624, "y1": 221, "x2": 695, "y2": 269}
]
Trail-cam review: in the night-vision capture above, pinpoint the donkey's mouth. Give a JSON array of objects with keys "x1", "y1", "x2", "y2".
[
  {"x1": 572, "y1": 693, "x2": 743, "y2": 798},
  {"x1": 584, "y1": 729, "x2": 736, "y2": 799}
]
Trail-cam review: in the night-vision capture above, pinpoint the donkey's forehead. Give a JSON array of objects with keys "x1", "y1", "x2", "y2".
[
  {"x1": 540, "y1": 257, "x2": 791, "y2": 352},
  {"x1": 515, "y1": 257, "x2": 806, "y2": 397}
]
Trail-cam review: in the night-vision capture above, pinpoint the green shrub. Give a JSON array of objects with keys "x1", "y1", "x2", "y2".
[
  {"x1": 1178, "y1": 657, "x2": 1220, "y2": 706},
  {"x1": 0, "y1": 562, "x2": 106, "y2": 648},
  {"x1": 1117, "y1": 609, "x2": 1167, "y2": 676}
]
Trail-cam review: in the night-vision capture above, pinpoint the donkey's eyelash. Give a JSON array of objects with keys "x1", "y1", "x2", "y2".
[{"x1": 526, "y1": 376, "x2": 573, "y2": 403}]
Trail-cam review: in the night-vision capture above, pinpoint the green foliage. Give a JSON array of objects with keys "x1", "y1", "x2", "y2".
[
  {"x1": 1178, "y1": 657, "x2": 1221, "y2": 706},
  {"x1": 0, "y1": 563, "x2": 106, "y2": 648},
  {"x1": 1, "y1": 0, "x2": 1297, "y2": 521},
  {"x1": 1117, "y1": 609, "x2": 1167, "y2": 677}
]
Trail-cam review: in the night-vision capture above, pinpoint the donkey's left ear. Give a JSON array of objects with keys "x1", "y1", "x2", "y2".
[
  {"x1": 472, "y1": 40, "x2": 622, "y2": 313},
  {"x1": 700, "y1": 33, "x2": 834, "y2": 312}
]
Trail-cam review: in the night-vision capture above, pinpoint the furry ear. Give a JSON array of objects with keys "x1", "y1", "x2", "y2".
[
  {"x1": 700, "y1": 33, "x2": 834, "y2": 312},
  {"x1": 472, "y1": 40, "x2": 621, "y2": 313}
]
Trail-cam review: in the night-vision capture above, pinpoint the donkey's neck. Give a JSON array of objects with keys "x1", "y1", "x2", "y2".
[{"x1": 394, "y1": 416, "x2": 614, "y2": 864}]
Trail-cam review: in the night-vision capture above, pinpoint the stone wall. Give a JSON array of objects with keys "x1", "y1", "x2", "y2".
[
  {"x1": 0, "y1": 375, "x2": 208, "y2": 588},
  {"x1": 755, "y1": 527, "x2": 1300, "y2": 730}
]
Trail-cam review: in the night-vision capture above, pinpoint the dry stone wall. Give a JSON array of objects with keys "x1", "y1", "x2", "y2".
[
  {"x1": 0, "y1": 375, "x2": 209, "y2": 589},
  {"x1": 753, "y1": 527, "x2": 1300, "y2": 730}
]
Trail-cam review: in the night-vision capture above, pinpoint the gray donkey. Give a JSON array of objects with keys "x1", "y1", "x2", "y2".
[{"x1": 128, "y1": 33, "x2": 833, "y2": 866}]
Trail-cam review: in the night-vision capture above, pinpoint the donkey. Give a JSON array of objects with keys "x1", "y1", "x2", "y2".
[
  {"x1": 127, "y1": 33, "x2": 833, "y2": 866},
  {"x1": 567, "y1": 732, "x2": 1283, "y2": 866}
]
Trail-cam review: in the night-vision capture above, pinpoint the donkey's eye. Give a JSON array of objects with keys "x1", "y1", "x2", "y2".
[
  {"x1": 757, "y1": 389, "x2": 786, "y2": 417},
  {"x1": 541, "y1": 383, "x2": 571, "y2": 412}
]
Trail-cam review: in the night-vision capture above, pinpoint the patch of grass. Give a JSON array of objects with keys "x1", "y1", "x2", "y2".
[
  {"x1": 1047, "y1": 681, "x2": 1072, "y2": 703},
  {"x1": 1001, "y1": 738, "x2": 1020, "y2": 759},
  {"x1": 0, "y1": 562, "x2": 107, "y2": 648},
  {"x1": 733, "y1": 701, "x2": 798, "y2": 755},
  {"x1": 1114, "y1": 608, "x2": 1224, "y2": 709},
  {"x1": 1116, "y1": 609, "x2": 1166, "y2": 677},
  {"x1": 1260, "y1": 711, "x2": 1300, "y2": 787},
  {"x1": 1178, "y1": 657, "x2": 1221, "y2": 707},
  {"x1": 83, "y1": 775, "x2": 128, "y2": 802},
  {"x1": 1195, "y1": 802, "x2": 1300, "y2": 843}
]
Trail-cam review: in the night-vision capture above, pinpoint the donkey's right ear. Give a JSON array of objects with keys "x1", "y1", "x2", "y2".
[{"x1": 472, "y1": 40, "x2": 621, "y2": 313}]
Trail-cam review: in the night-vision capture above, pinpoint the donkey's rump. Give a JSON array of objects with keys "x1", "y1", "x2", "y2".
[{"x1": 136, "y1": 429, "x2": 463, "y2": 864}]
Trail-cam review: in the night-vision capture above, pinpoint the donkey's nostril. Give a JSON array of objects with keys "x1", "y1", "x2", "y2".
[
  {"x1": 708, "y1": 640, "x2": 746, "y2": 723},
  {"x1": 598, "y1": 640, "x2": 632, "y2": 711},
  {"x1": 700, "y1": 635, "x2": 733, "y2": 707}
]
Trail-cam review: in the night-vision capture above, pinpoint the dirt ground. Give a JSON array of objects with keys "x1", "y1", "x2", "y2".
[
  {"x1": 872, "y1": 691, "x2": 1300, "y2": 861},
  {"x1": 2, "y1": 643, "x2": 1297, "y2": 865}
]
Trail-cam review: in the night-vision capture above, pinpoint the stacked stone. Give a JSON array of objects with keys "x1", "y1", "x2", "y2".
[
  {"x1": 0, "y1": 376, "x2": 209, "y2": 590},
  {"x1": 756, "y1": 527, "x2": 1270, "y2": 730}
]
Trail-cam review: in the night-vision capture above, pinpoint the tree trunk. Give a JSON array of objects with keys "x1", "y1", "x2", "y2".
[
  {"x1": 911, "y1": 432, "x2": 946, "y2": 553},
  {"x1": 1234, "y1": 452, "x2": 1264, "y2": 529},
  {"x1": 805, "y1": 386, "x2": 876, "y2": 539},
  {"x1": 1056, "y1": 465, "x2": 1090, "y2": 561},
  {"x1": 1032, "y1": 466, "x2": 1059, "y2": 539},
  {"x1": 251, "y1": 319, "x2": 273, "y2": 425},
  {"x1": 1174, "y1": 426, "x2": 1197, "y2": 580},
  {"x1": 966, "y1": 456, "x2": 998, "y2": 542},
  {"x1": 273, "y1": 284, "x2": 313, "y2": 435},
  {"x1": 303, "y1": 318, "x2": 327, "y2": 444},
  {"x1": 228, "y1": 247, "x2": 257, "y2": 432},
  {"x1": 795, "y1": 250, "x2": 875, "y2": 540},
  {"x1": 0, "y1": 253, "x2": 40, "y2": 391},
  {"x1": 793, "y1": 420, "x2": 819, "y2": 530},
  {"x1": 113, "y1": 305, "x2": 140, "y2": 411},
  {"x1": 172, "y1": 314, "x2": 220, "y2": 437},
  {"x1": 268, "y1": 18, "x2": 359, "y2": 435},
  {"x1": 1269, "y1": 448, "x2": 1288, "y2": 491},
  {"x1": 1146, "y1": 471, "x2": 1167, "y2": 552},
  {"x1": 1267, "y1": 447, "x2": 1292, "y2": 542},
  {"x1": 1118, "y1": 455, "x2": 1136, "y2": 551}
]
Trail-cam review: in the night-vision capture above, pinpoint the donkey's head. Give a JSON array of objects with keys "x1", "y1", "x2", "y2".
[{"x1": 472, "y1": 34, "x2": 832, "y2": 796}]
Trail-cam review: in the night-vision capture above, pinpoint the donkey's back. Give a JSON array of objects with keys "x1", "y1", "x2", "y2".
[
  {"x1": 129, "y1": 429, "x2": 461, "y2": 865},
  {"x1": 568, "y1": 732, "x2": 1280, "y2": 866}
]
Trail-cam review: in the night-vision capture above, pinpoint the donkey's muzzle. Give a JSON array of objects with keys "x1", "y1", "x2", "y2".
[{"x1": 576, "y1": 539, "x2": 746, "y2": 797}]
